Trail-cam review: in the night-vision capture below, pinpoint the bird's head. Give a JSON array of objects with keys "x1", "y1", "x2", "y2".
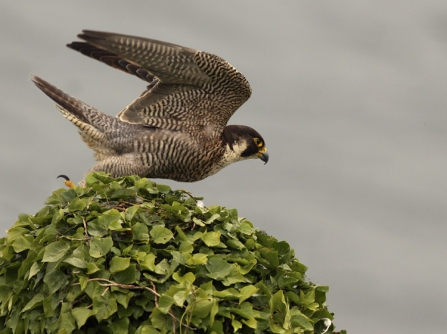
[{"x1": 223, "y1": 125, "x2": 269, "y2": 164}]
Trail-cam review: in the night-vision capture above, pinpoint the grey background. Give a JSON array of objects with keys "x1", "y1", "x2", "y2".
[{"x1": 1, "y1": 1, "x2": 446, "y2": 333}]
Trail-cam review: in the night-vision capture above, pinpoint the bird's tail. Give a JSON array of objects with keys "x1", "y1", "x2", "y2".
[
  {"x1": 31, "y1": 75, "x2": 119, "y2": 159},
  {"x1": 32, "y1": 75, "x2": 108, "y2": 138}
]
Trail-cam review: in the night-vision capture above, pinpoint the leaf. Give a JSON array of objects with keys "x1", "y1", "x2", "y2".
[
  {"x1": 201, "y1": 231, "x2": 221, "y2": 247},
  {"x1": 157, "y1": 295, "x2": 174, "y2": 314},
  {"x1": 210, "y1": 320, "x2": 225, "y2": 334},
  {"x1": 43, "y1": 294, "x2": 59, "y2": 317},
  {"x1": 192, "y1": 299, "x2": 213, "y2": 318},
  {"x1": 93, "y1": 295, "x2": 118, "y2": 322},
  {"x1": 68, "y1": 197, "x2": 87, "y2": 212},
  {"x1": 139, "y1": 253, "x2": 155, "y2": 271},
  {"x1": 172, "y1": 272, "x2": 195, "y2": 286},
  {"x1": 154, "y1": 259, "x2": 170, "y2": 275},
  {"x1": 44, "y1": 270, "x2": 67, "y2": 294},
  {"x1": 290, "y1": 309, "x2": 313, "y2": 331},
  {"x1": 115, "y1": 291, "x2": 134, "y2": 308},
  {"x1": 232, "y1": 318, "x2": 243, "y2": 332},
  {"x1": 72, "y1": 308, "x2": 94, "y2": 328},
  {"x1": 226, "y1": 239, "x2": 245, "y2": 250},
  {"x1": 205, "y1": 256, "x2": 232, "y2": 279},
  {"x1": 299, "y1": 289, "x2": 315, "y2": 305},
  {"x1": 316, "y1": 285, "x2": 329, "y2": 292},
  {"x1": 113, "y1": 264, "x2": 136, "y2": 284},
  {"x1": 269, "y1": 290, "x2": 289, "y2": 331},
  {"x1": 241, "y1": 317, "x2": 257, "y2": 329},
  {"x1": 12, "y1": 235, "x2": 33, "y2": 253},
  {"x1": 259, "y1": 248, "x2": 279, "y2": 268},
  {"x1": 89, "y1": 237, "x2": 113, "y2": 258},
  {"x1": 88, "y1": 210, "x2": 121, "y2": 236},
  {"x1": 0, "y1": 286, "x2": 12, "y2": 305},
  {"x1": 58, "y1": 311, "x2": 76, "y2": 333},
  {"x1": 63, "y1": 257, "x2": 88, "y2": 268},
  {"x1": 277, "y1": 272, "x2": 300, "y2": 289},
  {"x1": 222, "y1": 268, "x2": 245, "y2": 286},
  {"x1": 205, "y1": 213, "x2": 221, "y2": 224},
  {"x1": 87, "y1": 262, "x2": 100, "y2": 274},
  {"x1": 186, "y1": 253, "x2": 208, "y2": 266},
  {"x1": 172, "y1": 289, "x2": 189, "y2": 306},
  {"x1": 156, "y1": 184, "x2": 171, "y2": 194},
  {"x1": 109, "y1": 256, "x2": 130, "y2": 273},
  {"x1": 21, "y1": 293, "x2": 44, "y2": 313},
  {"x1": 213, "y1": 288, "x2": 240, "y2": 300},
  {"x1": 138, "y1": 325, "x2": 162, "y2": 334},
  {"x1": 239, "y1": 285, "x2": 258, "y2": 304},
  {"x1": 150, "y1": 226, "x2": 173, "y2": 244},
  {"x1": 125, "y1": 205, "x2": 140, "y2": 222},
  {"x1": 6, "y1": 226, "x2": 29, "y2": 243},
  {"x1": 42, "y1": 240, "x2": 70, "y2": 262},
  {"x1": 132, "y1": 223, "x2": 149, "y2": 244},
  {"x1": 110, "y1": 317, "x2": 130, "y2": 334}
]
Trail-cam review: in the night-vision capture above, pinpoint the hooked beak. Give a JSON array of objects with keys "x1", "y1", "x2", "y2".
[{"x1": 258, "y1": 150, "x2": 269, "y2": 164}]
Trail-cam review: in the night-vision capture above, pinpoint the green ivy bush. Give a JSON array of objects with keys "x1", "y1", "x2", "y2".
[{"x1": 0, "y1": 173, "x2": 346, "y2": 334}]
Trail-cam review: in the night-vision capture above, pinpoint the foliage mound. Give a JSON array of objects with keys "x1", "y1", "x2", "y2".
[{"x1": 0, "y1": 173, "x2": 345, "y2": 334}]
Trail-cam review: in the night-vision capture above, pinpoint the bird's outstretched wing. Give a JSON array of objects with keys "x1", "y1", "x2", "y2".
[{"x1": 68, "y1": 30, "x2": 252, "y2": 134}]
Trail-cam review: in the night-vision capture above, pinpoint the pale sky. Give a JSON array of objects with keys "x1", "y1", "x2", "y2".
[{"x1": 1, "y1": 1, "x2": 446, "y2": 333}]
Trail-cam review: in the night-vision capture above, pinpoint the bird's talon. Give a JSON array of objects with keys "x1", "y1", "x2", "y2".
[{"x1": 57, "y1": 174, "x2": 75, "y2": 188}]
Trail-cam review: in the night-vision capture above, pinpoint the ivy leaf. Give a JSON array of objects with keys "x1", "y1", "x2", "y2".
[
  {"x1": 290, "y1": 308, "x2": 314, "y2": 331},
  {"x1": 239, "y1": 285, "x2": 258, "y2": 304},
  {"x1": 109, "y1": 256, "x2": 130, "y2": 273},
  {"x1": 139, "y1": 253, "x2": 155, "y2": 271},
  {"x1": 186, "y1": 253, "x2": 208, "y2": 266},
  {"x1": 58, "y1": 311, "x2": 76, "y2": 333},
  {"x1": 132, "y1": 223, "x2": 149, "y2": 244},
  {"x1": 241, "y1": 317, "x2": 257, "y2": 329},
  {"x1": 201, "y1": 231, "x2": 221, "y2": 247},
  {"x1": 192, "y1": 299, "x2": 213, "y2": 318},
  {"x1": 156, "y1": 184, "x2": 171, "y2": 194},
  {"x1": 71, "y1": 308, "x2": 94, "y2": 328},
  {"x1": 42, "y1": 240, "x2": 70, "y2": 262},
  {"x1": 63, "y1": 257, "x2": 87, "y2": 269},
  {"x1": 44, "y1": 270, "x2": 67, "y2": 294},
  {"x1": 21, "y1": 293, "x2": 44, "y2": 313},
  {"x1": 113, "y1": 264, "x2": 136, "y2": 284},
  {"x1": 87, "y1": 262, "x2": 101, "y2": 274},
  {"x1": 68, "y1": 197, "x2": 87, "y2": 212},
  {"x1": 93, "y1": 295, "x2": 118, "y2": 322},
  {"x1": 205, "y1": 256, "x2": 232, "y2": 280},
  {"x1": 110, "y1": 317, "x2": 129, "y2": 334},
  {"x1": 232, "y1": 318, "x2": 243, "y2": 332},
  {"x1": 259, "y1": 248, "x2": 279, "y2": 269},
  {"x1": 89, "y1": 237, "x2": 113, "y2": 258},
  {"x1": 157, "y1": 295, "x2": 174, "y2": 314},
  {"x1": 125, "y1": 205, "x2": 140, "y2": 222},
  {"x1": 150, "y1": 226, "x2": 173, "y2": 244},
  {"x1": 12, "y1": 235, "x2": 33, "y2": 253}
]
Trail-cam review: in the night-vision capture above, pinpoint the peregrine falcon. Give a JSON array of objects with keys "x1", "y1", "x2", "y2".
[{"x1": 32, "y1": 30, "x2": 268, "y2": 182}]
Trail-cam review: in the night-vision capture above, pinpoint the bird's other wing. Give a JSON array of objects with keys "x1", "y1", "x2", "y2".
[
  {"x1": 69, "y1": 30, "x2": 252, "y2": 134},
  {"x1": 67, "y1": 42, "x2": 157, "y2": 84}
]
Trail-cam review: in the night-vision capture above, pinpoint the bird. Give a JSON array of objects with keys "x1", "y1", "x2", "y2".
[{"x1": 32, "y1": 30, "x2": 268, "y2": 182}]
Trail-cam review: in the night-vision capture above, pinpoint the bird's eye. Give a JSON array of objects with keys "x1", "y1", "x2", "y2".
[{"x1": 254, "y1": 137, "x2": 263, "y2": 147}]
